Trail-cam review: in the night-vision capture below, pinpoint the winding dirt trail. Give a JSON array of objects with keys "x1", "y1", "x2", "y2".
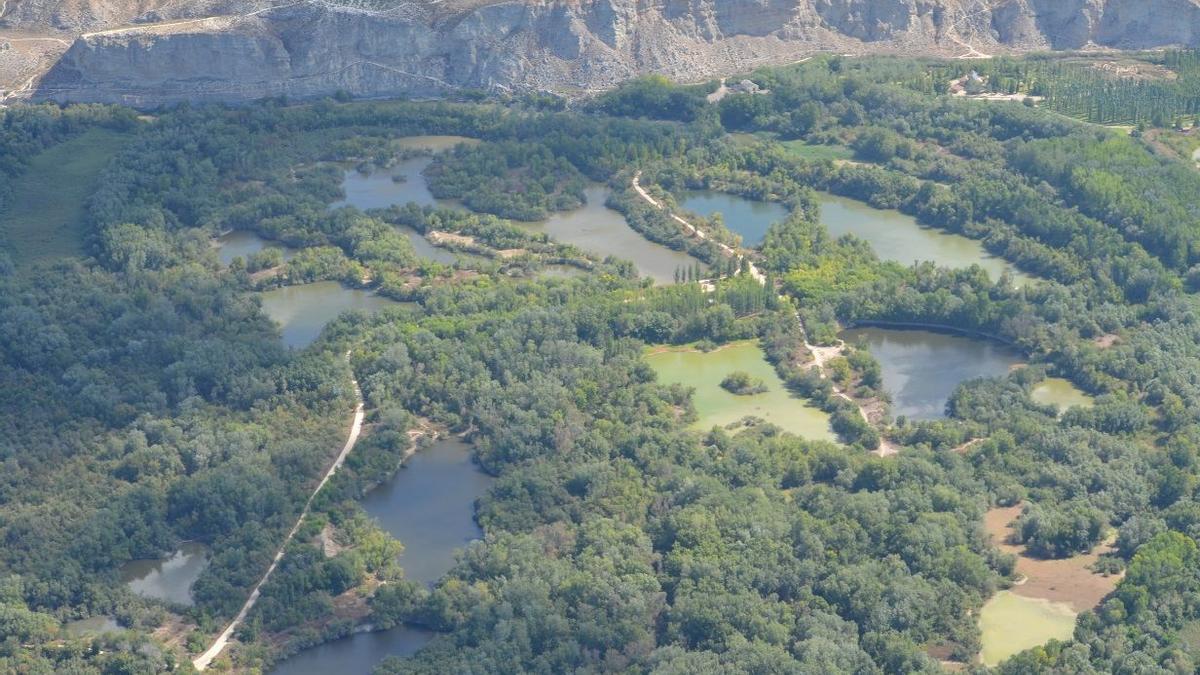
[
  {"x1": 80, "y1": 1, "x2": 303, "y2": 38},
  {"x1": 631, "y1": 171, "x2": 764, "y2": 283},
  {"x1": 632, "y1": 171, "x2": 893, "y2": 454},
  {"x1": 799, "y1": 334, "x2": 899, "y2": 457},
  {"x1": 946, "y1": 2, "x2": 994, "y2": 59},
  {"x1": 192, "y1": 351, "x2": 365, "y2": 671}
]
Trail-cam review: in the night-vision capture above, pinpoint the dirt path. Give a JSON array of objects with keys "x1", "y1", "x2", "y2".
[
  {"x1": 80, "y1": 1, "x2": 302, "y2": 38},
  {"x1": 706, "y1": 78, "x2": 729, "y2": 104},
  {"x1": 800, "y1": 334, "x2": 899, "y2": 457},
  {"x1": 632, "y1": 171, "x2": 892, "y2": 453},
  {"x1": 947, "y1": 3, "x2": 994, "y2": 59},
  {"x1": 631, "y1": 171, "x2": 763, "y2": 283},
  {"x1": 951, "y1": 438, "x2": 985, "y2": 454},
  {"x1": 4, "y1": 36, "x2": 72, "y2": 45},
  {"x1": 192, "y1": 351, "x2": 365, "y2": 671}
]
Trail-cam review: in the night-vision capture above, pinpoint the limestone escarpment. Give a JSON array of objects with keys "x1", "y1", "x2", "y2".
[{"x1": 11, "y1": 0, "x2": 1200, "y2": 105}]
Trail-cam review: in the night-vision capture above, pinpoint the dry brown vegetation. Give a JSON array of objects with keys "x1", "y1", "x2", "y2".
[{"x1": 985, "y1": 505, "x2": 1121, "y2": 612}]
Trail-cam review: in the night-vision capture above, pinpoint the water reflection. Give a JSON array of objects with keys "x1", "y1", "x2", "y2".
[
  {"x1": 269, "y1": 626, "x2": 436, "y2": 675},
  {"x1": 519, "y1": 186, "x2": 703, "y2": 285},
  {"x1": 119, "y1": 542, "x2": 209, "y2": 606},
  {"x1": 258, "y1": 282, "x2": 405, "y2": 349},
  {"x1": 820, "y1": 193, "x2": 1031, "y2": 284},
  {"x1": 360, "y1": 438, "x2": 494, "y2": 586},
  {"x1": 841, "y1": 327, "x2": 1022, "y2": 420},
  {"x1": 678, "y1": 190, "x2": 788, "y2": 247}
]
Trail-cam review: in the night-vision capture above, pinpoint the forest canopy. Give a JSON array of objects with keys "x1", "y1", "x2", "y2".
[{"x1": 3, "y1": 50, "x2": 1200, "y2": 674}]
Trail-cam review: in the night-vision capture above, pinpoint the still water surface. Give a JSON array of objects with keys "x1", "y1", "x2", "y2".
[
  {"x1": 519, "y1": 185, "x2": 703, "y2": 285},
  {"x1": 360, "y1": 438, "x2": 494, "y2": 586},
  {"x1": 1030, "y1": 378, "x2": 1094, "y2": 414},
  {"x1": 269, "y1": 438, "x2": 493, "y2": 674},
  {"x1": 820, "y1": 193, "x2": 1031, "y2": 284},
  {"x1": 331, "y1": 157, "x2": 458, "y2": 264},
  {"x1": 392, "y1": 136, "x2": 479, "y2": 152},
  {"x1": 64, "y1": 616, "x2": 122, "y2": 637},
  {"x1": 259, "y1": 282, "x2": 405, "y2": 349},
  {"x1": 841, "y1": 327, "x2": 1023, "y2": 420},
  {"x1": 979, "y1": 591, "x2": 1076, "y2": 666},
  {"x1": 678, "y1": 190, "x2": 788, "y2": 247},
  {"x1": 336, "y1": 157, "x2": 701, "y2": 284},
  {"x1": 120, "y1": 542, "x2": 209, "y2": 606},
  {"x1": 269, "y1": 626, "x2": 437, "y2": 675},
  {"x1": 215, "y1": 231, "x2": 295, "y2": 267},
  {"x1": 646, "y1": 341, "x2": 835, "y2": 441}
]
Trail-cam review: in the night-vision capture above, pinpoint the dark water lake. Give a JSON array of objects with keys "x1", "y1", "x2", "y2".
[
  {"x1": 841, "y1": 327, "x2": 1022, "y2": 420},
  {"x1": 269, "y1": 438, "x2": 493, "y2": 674},
  {"x1": 119, "y1": 542, "x2": 209, "y2": 606},
  {"x1": 258, "y1": 282, "x2": 407, "y2": 349},
  {"x1": 820, "y1": 193, "x2": 1032, "y2": 284},
  {"x1": 678, "y1": 190, "x2": 788, "y2": 247}
]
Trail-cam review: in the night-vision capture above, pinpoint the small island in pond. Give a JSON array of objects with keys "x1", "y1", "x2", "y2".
[{"x1": 720, "y1": 371, "x2": 768, "y2": 395}]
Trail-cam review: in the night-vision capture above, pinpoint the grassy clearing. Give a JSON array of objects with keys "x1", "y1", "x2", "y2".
[
  {"x1": 1143, "y1": 128, "x2": 1200, "y2": 165},
  {"x1": 1178, "y1": 619, "x2": 1200, "y2": 660},
  {"x1": 0, "y1": 129, "x2": 129, "y2": 265},
  {"x1": 778, "y1": 140, "x2": 854, "y2": 161}
]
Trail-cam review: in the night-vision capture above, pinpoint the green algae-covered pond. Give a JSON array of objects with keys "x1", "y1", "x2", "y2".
[
  {"x1": 1031, "y1": 378, "x2": 1094, "y2": 414},
  {"x1": 646, "y1": 341, "x2": 835, "y2": 441},
  {"x1": 979, "y1": 591, "x2": 1077, "y2": 666}
]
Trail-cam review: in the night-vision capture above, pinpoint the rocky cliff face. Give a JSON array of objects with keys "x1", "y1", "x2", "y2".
[{"x1": 11, "y1": 0, "x2": 1200, "y2": 104}]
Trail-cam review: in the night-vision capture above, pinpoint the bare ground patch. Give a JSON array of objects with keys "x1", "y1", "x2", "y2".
[{"x1": 985, "y1": 505, "x2": 1121, "y2": 612}]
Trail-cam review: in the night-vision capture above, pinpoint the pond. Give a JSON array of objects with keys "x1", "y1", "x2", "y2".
[
  {"x1": 645, "y1": 340, "x2": 836, "y2": 441},
  {"x1": 329, "y1": 157, "x2": 458, "y2": 264},
  {"x1": 360, "y1": 437, "x2": 494, "y2": 586},
  {"x1": 677, "y1": 190, "x2": 788, "y2": 247},
  {"x1": 519, "y1": 186, "x2": 703, "y2": 285},
  {"x1": 269, "y1": 626, "x2": 437, "y2": 675},
  {"x1": 335, "y1": 159, "x2": 699, "y2": 283},
  {"x1": 819, "y1": 193, "x2": 1031, "y2": 284},
  {"x1": 119, "y1": 542, "x2": 209, "y2": 606},
  {"x1": 269, "y1": 437, "x2": 492, "y2": 674},
  {"x1": 1030, "y1": 377, "x2": 1094, "y2": 414},
  {"x1": 331, "y1": 157, "x2": 454, "y2": 213},
  {"x1": 330, "y1": 135, "x2": 474, "y2": 215},
  {"x1": 259, "y1": 282, "x2": 407, "y2": 349},
  {"x1": 841, "y1": 327, "x2": 1023, "y2": 421},
  {"x1": 215, "y1": 231, "x2": 295, "y2": 267},
  {"x1": 329, "y1": 135, "x2": 474, "y2": 212},
  {"x1": 979, "y1": 591, "x2": 1076, "y2": 666}
]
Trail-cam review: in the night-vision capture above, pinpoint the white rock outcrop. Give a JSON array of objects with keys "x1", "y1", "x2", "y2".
[{"x1": 18, "y1": 0, "x2": 1200, "y2": 104}]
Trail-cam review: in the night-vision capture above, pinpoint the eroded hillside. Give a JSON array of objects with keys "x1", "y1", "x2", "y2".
[{"x1": 2, "y1": 0, "x2": 1200, "y2": 104}]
